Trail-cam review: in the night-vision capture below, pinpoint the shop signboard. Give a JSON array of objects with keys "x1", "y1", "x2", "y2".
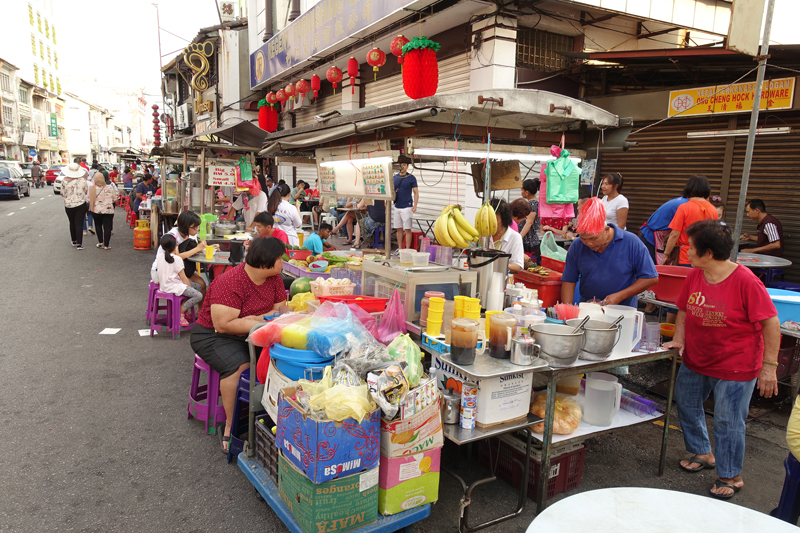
[
  {"x1": 49, "y1": 113, "x2": 58, "y2": 137},
  {"x1": 250, "y1": 0, "x2": 426, "y2": 89},
  {"x1": 209, "y1": 165, "x2": 236, "y2": 187},
  {"x1": 668, "y1": 77, "x2": 795, "y2": 117}
]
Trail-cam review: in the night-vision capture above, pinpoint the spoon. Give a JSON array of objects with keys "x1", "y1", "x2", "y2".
[
  {"x1": 609, "y1": 315, "x2": 624, "y2": 328},
  {"x1": 570, "y1": 315, "x2": 591, "y2": 334}
]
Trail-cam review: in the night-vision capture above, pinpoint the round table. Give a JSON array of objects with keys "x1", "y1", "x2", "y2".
[
  {"x1": 187, "y1": 252, "x2": 235, "y2": 282},
  {"x1": 526, "y1": 487, "x2": 796, "y2": 532},
  {"x1": 736, "y1": 252, "x2": 792, "y2": 268}
]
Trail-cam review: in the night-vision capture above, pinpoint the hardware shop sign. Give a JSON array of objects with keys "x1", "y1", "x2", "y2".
[
  {"x1": 668, "y1": 77, "x2": 795, "y2": 117},
  {"x1": 250, "y1": 0, "x2": 420, "y2": 89}
]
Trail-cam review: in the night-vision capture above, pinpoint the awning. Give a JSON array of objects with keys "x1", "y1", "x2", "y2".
[
  {"x1": 260, "y1": 89, "x2": 621, "y2": 156},
  {"x1": 161, "y1": 120, "x2": 268, "y2": 153}
]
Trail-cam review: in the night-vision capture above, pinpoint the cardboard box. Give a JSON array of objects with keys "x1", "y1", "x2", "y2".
[
  {"x1": 432, "y1": 353, "x2": 534, "y2": 427},
  {"x1": 378, "y1": 447, "x2": 441, "y2": 515},
  {"x1": 278, "y1": 454, "x2": 379, "y2": 533},
  {"x1": 261, "y1": 361, "x2": 297, "y2": 423},
  {"x1": 277, "y1": 387, "x2": 381, "y2": 483},
  {"x1": 380, "y1": 397, "x2": 443, "y2": 458}
]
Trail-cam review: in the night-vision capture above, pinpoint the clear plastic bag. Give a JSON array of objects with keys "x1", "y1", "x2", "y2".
[
  {"x1": 541, "y1": 231, "x2": 568, "y2": 262},
  {"x1": 386, "y1": 334, "x2": 423, "y2": 388},
  {"x1": 366, "y1": 362, "x2": 410, "y2": 419},
  {"x1": 529, "y1": 392, "x2": 582, "y2": 435},
  {"x1": 297, "y1": 366, "x2": 376, "y2": 422},
  {"x1": 307, "y1": 301, "x2": 376, "y2": 358},
  {"x1": 377, "y1": 288, "x2": 407, "y2": 344},
  {"x1": 247, "y1": 313, "x2": 308, "y2": 347}
]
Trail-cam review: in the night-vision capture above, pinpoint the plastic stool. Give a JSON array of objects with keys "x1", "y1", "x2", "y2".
[
  {"x1": 300, "y1": 211, "x2": 314, "y2": 231},
  {"x1": 145, "y1": 281, "x2": 160, "y2": 326},
  {"x1": 374, "y1": 226, "x2": 385, "y2": 248},
  {"x1": 321, "y1": 214, "x2": 337, "y2": 227},
  {"x1": 772, "y1": 452, "x2": 800, "y2": 523},
  {"x1": 129, "y1": 212, "x2": 138, "y2": 228},
  {"x1": 188, "y1": 354, "x2": 226, "y2": 435},
  {"x1": 150, "y1": 290, "x2": 195, "y2": 339},
  {"x1": 767, "y1": 281, "x2": 800, "y2": 292},
  {"x1": 410, "y1": 230, "x2": 425, "y2": 251}
]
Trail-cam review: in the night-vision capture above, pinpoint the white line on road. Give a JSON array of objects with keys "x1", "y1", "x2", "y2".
[
  {"x1": 20, "y1": 207, "x2": 26, "y2": 210},
  {"x1": 7, "y1": 212, "x2": 14, "y2": 216},
  {"x1": 30, "y1": 202, "x2": 36, "y2": 204}
]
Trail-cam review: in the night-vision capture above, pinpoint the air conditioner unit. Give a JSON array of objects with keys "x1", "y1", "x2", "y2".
[{"x1": 176, "y1": 103, "x2": 192, "y2": 130}]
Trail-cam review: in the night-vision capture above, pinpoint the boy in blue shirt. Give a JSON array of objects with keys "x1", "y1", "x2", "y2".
[{"x1": 302, "y1": 223, "x2": 336, "y2": 255}]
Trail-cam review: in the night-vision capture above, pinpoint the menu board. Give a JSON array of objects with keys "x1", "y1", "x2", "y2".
[
  {"x1": 319, "y1": 167, "x2": 336, "y2": 193},
  {"x1": 209, "y1": 165, "x2": 237, "y2": 187},
  {"x1": 362, "y1": 163, "x2": 388, "y2": 196},
  {"x1": 314, "y1": 149, "x2": 396, "y2": 200}
]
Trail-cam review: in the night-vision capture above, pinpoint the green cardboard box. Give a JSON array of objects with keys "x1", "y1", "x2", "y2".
[{"x1": 278, "y1": 454, "x2": 379, "y2": 533}]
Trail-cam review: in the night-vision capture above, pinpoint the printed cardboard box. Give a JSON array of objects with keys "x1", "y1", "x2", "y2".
[
  {"x1": 261, "y1": 361, "x2": 296, "y2": 423},
  {"x1": 378, "y1": 447, "x2": 441, "y2": 515},
  {"x1": 380, "y1": 396, "x2": 443, "y2": 458},
  {"x1": 278, "y1": 454, "x2": 379, "y2": 533},
  {"x1": 277, "y1": 387, "x2": 381, "y2": 483}
]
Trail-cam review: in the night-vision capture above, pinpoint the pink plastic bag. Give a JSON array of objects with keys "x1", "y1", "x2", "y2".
[
  {"x1": 376, "y1": 289, "x2": 407, "y2": 344},
  {"x1": 347, "y1": 303, "x2": 378, "y2": 338}
]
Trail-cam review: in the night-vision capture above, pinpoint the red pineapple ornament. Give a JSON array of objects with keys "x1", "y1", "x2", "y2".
[
  {"x1": 310, "y1": 74, "x2": 321, "y2": 100},
  {"x1": 326, "y1": 66, "x2": 342, "y2": 94},
  {"x1": 347, "y1": 56, "x2": 359, "y2": 95},
  {"x1": 296, "y1": 79, "x2": 310, "y2": 105},
  {"x1": 366, "y1": 48, "x2": 386, "y2": 80},
  {"x1": 402, "y1": 37, "x2": 440, "y2": 100},
  {"x1": 258, "y1": 99, "x2": 278, "y2": 132},
  {"x1": 390, "y1": 35, "x2": 409, "y2": 70}
]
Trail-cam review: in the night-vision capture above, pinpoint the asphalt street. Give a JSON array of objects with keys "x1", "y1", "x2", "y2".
[{"x1": 0, "y1": 188, "x2": 793, "y2": 532}]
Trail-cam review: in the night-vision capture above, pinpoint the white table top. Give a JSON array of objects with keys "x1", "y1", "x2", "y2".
[
  {"x1": 737, "y1": 252, "x2": 792, "y2": 268},
  {"x1": 527, "y1": 487, "x2": 797, "y2": 533}
]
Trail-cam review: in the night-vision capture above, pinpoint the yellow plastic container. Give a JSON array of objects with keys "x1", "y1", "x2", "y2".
[
  {"x1": 484, "y1": 311, "x2": 501, "y2": 337},
  {"x1": 454, "y1": 296, "x2": 468, "y2": 318},
  {"x1": 205, "y1": 245, "x2": 214, "y2": 260},
  {"x1": 298, "y1": 232, "x2": 305, "y2": 247},
  {"x1": 428, "y1": 297, "x2": 445, "y2": 312},
  {"x1": 427, "y1": 319, "x2": 443, "y2": 337}
]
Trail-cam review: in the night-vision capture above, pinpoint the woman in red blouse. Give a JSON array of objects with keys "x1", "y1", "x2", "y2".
[{"x1": 191, "y1": 237, "x2": 287, "y2": 452}]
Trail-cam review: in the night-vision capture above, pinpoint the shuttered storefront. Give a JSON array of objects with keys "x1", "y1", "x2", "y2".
[
  {"x1": 295, "y1": 165, "x2": 318, "y2": 189},
  {"x1": 364, "y1": 53, "x2": 471, "y2": 107},
  {"x1": 598, "y1": 111, "x2": 800, "y2": 281},
  {"x1": 409, "y1": 162, "x2": 472, "y2": 234},
  {"x1": 294, "y1": 93, "x2": 340, "y2": 128}
]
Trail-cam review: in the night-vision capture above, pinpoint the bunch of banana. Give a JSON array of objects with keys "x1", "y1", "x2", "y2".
[
  {"x1": 434, "y1": 204, "x2": 480, "y2": 249},
  {"x1": 475, "y1": 202, "x2": 497, "y2": 237}
]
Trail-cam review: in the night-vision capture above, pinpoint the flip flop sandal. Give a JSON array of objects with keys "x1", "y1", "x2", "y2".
[
  {"x1": 709, "y1": 479, "x2": 741, "y2": 500},
  {"x1": 96, "y1": 243, "x2": 103, "y2": 248},
  {"x1": 217, "y1": 423, "x2": 232, "y2": 454},
  {"x1": 680, "y1": 456, "x2": 716, "y2": 472}
]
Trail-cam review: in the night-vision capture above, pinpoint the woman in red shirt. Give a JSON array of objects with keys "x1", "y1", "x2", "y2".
[
  {"x1": 664, "y1": 220, "x2": 779, "y2": 500},
  {"x1": 190, "y1": 237, "x2": 287, "y2": 452}
]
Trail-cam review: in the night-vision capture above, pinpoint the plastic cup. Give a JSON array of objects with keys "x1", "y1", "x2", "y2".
[
  {"x1": 298, "y1": 233, "x2": 305, "y2": 247},
  {"x1": 484, "y1": 311, "x2": 501, "y2": 337},
  {"x1": 205, "y1": 246, "x2": 214, "y2": 260},
  {"x1": 454, "y1": 296, "x2": 468, "y2": 318},
  {"x1": 465, "y1": 297, "x2": 481, "y2": 315},
  {"x1": 428, "y1": 297, "x2": 445, "y2": 312},
  {"x1": 427, "y1": 309, "x2": 444, "y2": 322},
  {"x1": 427, "y1": 319, "x2": 443, "y2": 337},
  {"x1": 645, "y1": 322, "x2": 661, "y2": 352},
  {"x1": 463, "y1": 311, "x2": 480, "y2": 320}
]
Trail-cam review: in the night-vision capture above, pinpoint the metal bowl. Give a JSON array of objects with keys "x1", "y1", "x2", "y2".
[
  {"x1": 565, "y1": 319, "x2": 620, "y2": 361},
  {"x1": 529, "y1": 323, "x2": 586, "y2": 367}
]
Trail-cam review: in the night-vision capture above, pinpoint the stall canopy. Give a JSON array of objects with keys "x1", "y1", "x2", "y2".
[
  {"x1": 260, "y1": 89, "x2": 626, "y2": 156},
  {"x1": 161, "y1": 120, "x2": 269, "y2": 153}
]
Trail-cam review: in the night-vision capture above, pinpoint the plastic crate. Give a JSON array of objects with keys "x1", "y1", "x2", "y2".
[
  {"x1": 778, "y1": 336, "x2": 800, "y2": 381},
  {"x1": 255, "y1": 417, "x2": 279, "y2": 484},
  {"x1": 310, "y1": 279, "x2": 356, "y2": 297},
  {"x1": 541, "y1": 256, "x2": 565, "y2": 272},
  {"x1": 374, "y1": 279, "x2": 406, "y2": 306},
  {"x1": 317, "y1": 295, "x2": 388, "y2": 313},
  {"x1": 478, "y1": 436, "x2": 586, "y2": 501},
  {"x1": 282, "y1": 261, "x2": 330, "y2": 280},
  {"x1": 422, "y1": 333, "x2": 484, "y2": 354}
]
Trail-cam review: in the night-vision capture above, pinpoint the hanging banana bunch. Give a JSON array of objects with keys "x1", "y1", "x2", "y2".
[{"x1": 433, "y1": 204, "x2": 480, "y2": 249}]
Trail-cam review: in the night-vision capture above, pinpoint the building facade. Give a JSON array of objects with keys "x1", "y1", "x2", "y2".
[{"x1": 2, "y1": 0, "x2": 63, "y2": 96}]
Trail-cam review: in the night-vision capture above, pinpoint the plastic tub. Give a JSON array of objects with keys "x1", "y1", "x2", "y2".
[
  {"x1": 269, "y1": 343, "x2": 334, "y2": 381},
  {"x1": 652, "y1": 266, "x2": 692, "y2": 303},
  {"x1": 514, "y1": 270, "x2": 564, "y2": 308},
  {"x1": 412, "y1": 251, "x2": 430, "y2": 266},
  {"x1": 286, "y1": 249, "x2": 313, "y2": 261},
  {"x1": 768, "y1": 288, "x2": 800, "y2": 323},
  {"x1": 310, "y1": 279, "x2": 356, "y2": 297},
  {"x1": 398, "y1": 249, "x2": 415, "y2": 266},
  {"x1": 541, "y1": 256, "x2": 565, "y2": 272},
  {"x1": 661, "y1": 323, "x2": 675, "y2": 338}
]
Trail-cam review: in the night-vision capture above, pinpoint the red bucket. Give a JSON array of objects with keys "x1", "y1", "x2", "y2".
[{"x1": 652, "y1": 266, "x2": 692, "y2": 303}]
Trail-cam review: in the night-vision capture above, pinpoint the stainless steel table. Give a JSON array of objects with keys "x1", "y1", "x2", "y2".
[{"x1": 737, "y1": 252, "x2": 792, "y2": 268}]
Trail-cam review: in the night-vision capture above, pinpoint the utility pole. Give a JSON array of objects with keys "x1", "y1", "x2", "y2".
[{"x1": 730, "y1": 0, "x2": 775, "y2": 259}]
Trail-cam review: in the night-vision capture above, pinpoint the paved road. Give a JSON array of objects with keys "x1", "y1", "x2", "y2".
[{"x1": 0, "y1": 188, "x2": 792, "y2": 531}]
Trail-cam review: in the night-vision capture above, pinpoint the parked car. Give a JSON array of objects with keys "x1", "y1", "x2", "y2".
[
  {"x1": 0, "y1": 167, "x2": 30, "y2": 200},
  {"x1": 45, "y1": 164, "x2": 66, "y2": 185},
  {"x1": 0, "y1": 161, "x2": 23, "y2": 173},
  {"x1": 53, "y1": 173, "x2": 65, "y2": 195}
]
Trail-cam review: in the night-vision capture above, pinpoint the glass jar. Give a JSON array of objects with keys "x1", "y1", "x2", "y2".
[{"x1": 419, "y1": 291, "x2": 446, "y2": 327}]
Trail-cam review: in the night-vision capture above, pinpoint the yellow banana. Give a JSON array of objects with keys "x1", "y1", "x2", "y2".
[
  {"x1": 475, "y1": 205, "x2": 486, "y2": 236},
  {"x1": 447, "y1": 214, "x2": 470, "y2": 248},
  {"x1": 435, "y1": 213, "x2": 456, "y2": 247},
  {"x1": 485, "y1": 202, "x2": 497, "y2": 235},
  {"x1": 478, "y1": 204, "x2": 490, "y2": 237},
  {"x1": 452, "y1": 207, "x2": 479, "y2": 239},
  {"x1": 440, "y1": 204, "x2": 455, "y2": 217}
]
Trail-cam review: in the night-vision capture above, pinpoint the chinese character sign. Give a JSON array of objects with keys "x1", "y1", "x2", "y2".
[
  {"x1": 49, "y1": 114, "x2": 58, "y2": 137},
  {"x1": 209, "y1": 165, "x2": 237, "y2": 187},
  {"x1": 668, "y1": 78, "x2": 795, "y2": 117}
]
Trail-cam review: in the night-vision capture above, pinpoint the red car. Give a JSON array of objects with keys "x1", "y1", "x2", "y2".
[{"x1": 45, "y1": 164, "x2": 66, "y2": 185}]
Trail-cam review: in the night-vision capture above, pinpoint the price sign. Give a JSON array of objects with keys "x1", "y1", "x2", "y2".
[{"x1": 209, "y1": 165, "x2": 236, "y2": 186}]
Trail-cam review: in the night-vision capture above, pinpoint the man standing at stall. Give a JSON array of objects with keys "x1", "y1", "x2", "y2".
[
  {"x1": 561, "y1": 198, "x2": 658, "y2": 307},
  {"x1": 392, "y1": 155, "x2": 418, "y2": 253},
  {"x1": 741, "y1": 199, "x2": 784, "y2": 257}
]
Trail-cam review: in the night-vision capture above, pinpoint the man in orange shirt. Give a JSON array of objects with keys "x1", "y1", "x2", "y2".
[{"x1": 662, "y1": 175, "x2": 718, "y2": 266}]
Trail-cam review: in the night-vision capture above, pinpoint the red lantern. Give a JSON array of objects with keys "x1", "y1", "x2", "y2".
[
  {"x1": 391, "y1": 35, "x2": 409, "y2": 70},
  {"x1": 311, "y1": 74, "x2": 321, "y2": 100},
  {"x1": 285, "y1": 83, "x2": 297, "y2": 109},
  {"x1": 326, "y1": 66, "x2": 343, "y2": 94},
  {"x1": 366, "y1": 48, "x2": 386, "y2": 80},
  {"x1": 275, "y1": 88, "x2": 288, "y2": 109},
  {"x1": 402, "y1": 37, "x2": 440, "y2": 100},
  {"x1": 296, "y1": 79, "x2": 311, "y2": 105},
  {"x1": 266, "y1": 91, "x2": 278, "y2": 105},
  {"x1": 347, "y1": 56, "x2": 359, "y2": 94}
]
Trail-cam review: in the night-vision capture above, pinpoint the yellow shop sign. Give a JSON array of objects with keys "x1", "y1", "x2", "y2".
[{"x1": 668, "y1": 77, "x2": 794, "y2": 117}]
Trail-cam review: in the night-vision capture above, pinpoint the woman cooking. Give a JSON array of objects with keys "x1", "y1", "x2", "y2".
[
  {"x1": 489, "y1": 198, "x2": 524, "y2": 273},
  {"x1": 190, "y1": 237, "x2": 288, "y2": 452},
  {"x1": 663, "y1": 220, "x2": 779, "y2": 500}
]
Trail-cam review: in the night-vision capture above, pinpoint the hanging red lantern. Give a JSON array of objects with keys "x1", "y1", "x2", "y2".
[
  {"x1": 326, "y1": 66, "x2": 343, "y2": 94},
  {"x1": 366, "y1": 48, "x2": 386, "y2": 80},
  {"x1": 347, "y1": 57, "x2": 359, "y2": 94},
  {"x1": 390, "y1": 35, "x2": 410, "y2": 70},
  {"x1": 275, "y1": 88, "x2": 288, "y2": 109},
  {"x1": 295, "y1": 79, "x2": 311, "y2": 105},
  {"x1": 266, "y1": 91, "x2": 278, "y2": 106},
  {"x1": 310, "y1": 74, "x2": 321, "y2": 100},
  {"x1": 402, "y1": 37, "x2": 440, "y2": 100},
  {"x1": 284, "y1": 83, "x2": 297, "y2": 109}
]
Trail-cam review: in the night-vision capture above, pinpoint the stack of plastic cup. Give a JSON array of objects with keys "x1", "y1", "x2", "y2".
[
  {"x1": 420, "y1": 237, "x2": 430, "y2": 253},
  {"x1": 460, "y1": 382, "x2": 478, "y2": 430},
  {"x1": 426, "y1": 296, "x2": 445, "y2": 337},
  {"x1": 464, "y1": 297, "x2": 481, "y2": 320},
  {"x1": 436, "y1": 246, "x2": 452, "y2": 266},
  {"x1": 454, "y1": 296, "x2": 468, "y2": 318}
]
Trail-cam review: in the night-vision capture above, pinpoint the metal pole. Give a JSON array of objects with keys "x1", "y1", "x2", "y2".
[{"x1": 730, "y1": 0, "x2": 775, "y2": 259}]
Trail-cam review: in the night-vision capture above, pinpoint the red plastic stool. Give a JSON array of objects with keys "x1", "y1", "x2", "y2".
[
  {"x1": 188, "y1": 354, "x2": 226, "y2": 435},
  {"x1": 129, "y1": 212, "x2": 138, "y2": 228},
  {"x1": 410, "y1": 230, "x2": 425, "y2": 251}
]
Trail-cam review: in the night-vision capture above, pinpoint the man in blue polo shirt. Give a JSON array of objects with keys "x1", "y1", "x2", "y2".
[{"x1": 561, "y1": 198, "x2": 658, "y2": 307}]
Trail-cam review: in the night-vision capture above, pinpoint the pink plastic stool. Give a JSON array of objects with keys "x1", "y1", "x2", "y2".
[
  {"x1": 188, "y1": 354, "x2": 226, "y2": 435},
  {"x1": 145, "y1": 281, "x2": 159, "y2": 326},
  {"x1": 149, "y1": 290, "x2": 195, "y2": 339}
]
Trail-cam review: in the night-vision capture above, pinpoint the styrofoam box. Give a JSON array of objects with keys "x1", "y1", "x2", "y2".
[
  {"x1": 261, "y1": 361, "x2": 297, "y2": 422},
  {"x1": 432, "y1": 353, "x2": 534, "y2": 427}
]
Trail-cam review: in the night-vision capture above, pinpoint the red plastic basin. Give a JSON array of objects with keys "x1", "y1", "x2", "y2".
[
  {"x1": 286, "y1": 249, "x2": 313, "y2": 261},
  {"x1": 652, "y1": 266, "x2": 692, "y2": 303},
  {"x1": 317, "y1": 295, "x2": 389, "y2": 313},
  {"x1": 541, "y1": 256, "x2": 565, "y2": 273}
]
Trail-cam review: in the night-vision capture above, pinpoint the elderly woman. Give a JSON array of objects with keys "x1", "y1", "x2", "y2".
[
  {"x1": 489, "y1": 198, "x2": 524, "y2": 273},
  {"x1": 190, "y1": 237, "x2": 287, "y2": 452},
  {"x1": 663, "y1": 220, "x2": 779, "y2": 500},
  {"x1": 89, "y1": 171, "x2": 118, "y2": 249},
  {"x1": 61, "y1": 163, "x2": 89, "y2": 249}
]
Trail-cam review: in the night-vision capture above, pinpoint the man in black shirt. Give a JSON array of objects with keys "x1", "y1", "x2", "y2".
[{"x1": 741, "y1": 199, "x2": 783, "y2": 257}]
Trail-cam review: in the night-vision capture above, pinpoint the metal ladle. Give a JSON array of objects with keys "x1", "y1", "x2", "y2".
[{"x1": 570, "y1": 315, "x2": 591, "y2": 334}]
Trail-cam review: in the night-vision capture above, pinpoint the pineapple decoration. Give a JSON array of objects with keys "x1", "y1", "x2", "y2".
[
  {"x1": 284, "y1": 83, "x2": 297, "y2": 110},
  {"x1": 326, "y1": 66, "x2": 343, "y2": 94},
  {"x1": 366, "y1": 48, "x2": 386, "y2": 80},
  {"x1": 347, "y1": 57, "x2": 359, "y2": 94},
  {"x1": 310, "y1": 74, "x2": 321, "y2": 101},
  {"x1": 402, "y1": 37, "x2": 440, "y2": 99},
  {"x1": 258, "y1": 99, "x2": 279, "y2": 133},
  {"x1": 296, "y1": 79, "x2": 311, "y2": 106},
  {"x1": 390, "y1": 35, "x2": 409, "y2": 71}
]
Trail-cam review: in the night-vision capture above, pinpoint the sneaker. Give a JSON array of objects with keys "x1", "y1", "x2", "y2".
[
  {"x1": 391, "y1": 249, "x2": 400, "y2": 256},
  {"x1": 76, "y1": 246, "x2": 84, "y2": 250},
  {"x1": 82, "y1": 231, "x2": 87, "y2": 235},
  {"x1": 88, "y1": 227, "x2": 95, "y2": 235},
  {"x1": 71, "y1": 242, "x2": 77, "y2": 247}
]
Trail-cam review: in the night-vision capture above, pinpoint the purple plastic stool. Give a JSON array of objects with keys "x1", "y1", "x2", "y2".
[
  {"x1": 150, "y1": 290, "x2": 195, "y2": 340},
  {"x1": 145, "y1": 281, "x2": 159, "y2": 326},
  {"x1": 188, "y1": 354, "x2": 226, "y2": 435}
]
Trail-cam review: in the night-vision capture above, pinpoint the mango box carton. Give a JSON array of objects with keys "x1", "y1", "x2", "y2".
[
  {"x1": 378, "y1": 447, "x2": 441, "y2": 515},
  {"x1": 380, "y1": 395, "x2": 443, "y2": 458},
  {"x1": 261, "y1": 361, "x2": 296, "y2": 423},
  {"x1": 278, "y1": 454, "x2": 379, "y2": 533},
  {"x1": 276, "y1": 387, "x2": 381, "y2": 484}
]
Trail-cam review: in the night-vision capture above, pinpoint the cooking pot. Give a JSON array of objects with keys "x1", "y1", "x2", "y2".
[
  {"x1": 565, "y1": 319, "x2": 620, "y2": 361},
  {"x1": 215, "y1": 222, "x2": 236, "y2": 236},
  {"x1": 236, "y1": 221, "x2": 246, "y2": 232},
  {"x1": 163, "y1": 200, "x2": 178, "y2": 213},
  {"x1": 529, "y1": 323, "x2": 585, "y2": 368}
]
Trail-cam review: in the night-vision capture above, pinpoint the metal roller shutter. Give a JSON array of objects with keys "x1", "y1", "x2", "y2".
[
  {"x1": 294, "y1": 93, "x2": 340, "y2": 128},
  {"x1": 294, "y1": 165, "x2": 318, "y2": 189},
  {"x1": 408, "y1": 161, "x2": 471, "y2": 238},
  {"x1": 364, "y1": 53, "x2": 471, "y2": 107}
]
